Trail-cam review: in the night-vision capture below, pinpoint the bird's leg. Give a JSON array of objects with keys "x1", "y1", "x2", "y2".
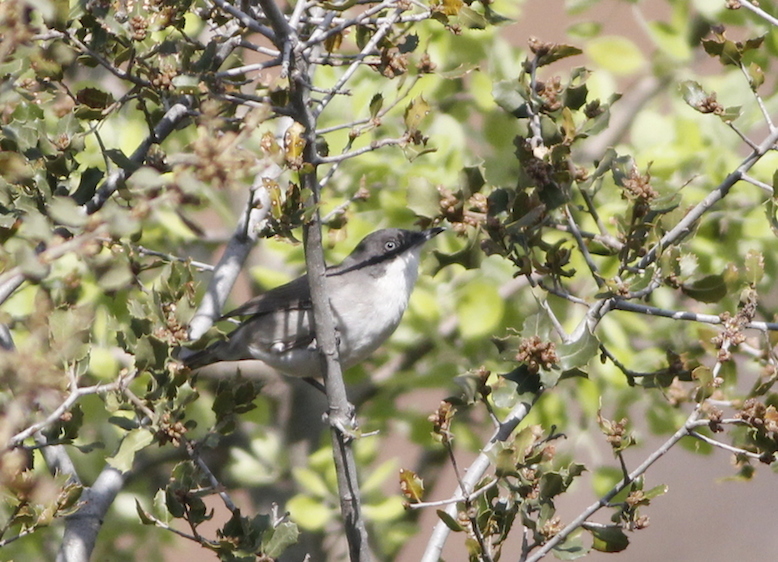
[{"x1": 322, "y1": 402, "x2": 362, "y2": 442}]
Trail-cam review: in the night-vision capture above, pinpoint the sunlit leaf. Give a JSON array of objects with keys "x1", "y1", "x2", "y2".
[
  {"x1": 586, "y1": 36, "x2": 646, "y2": 74},
  {"x1": 263, "y1": 522, "x2": 300, "y2": 557},
  {"x1": 456, "y1": 280, "x2": 504, "y2": 339},
  {"x1": 404, "y1": 96, "x2": 430, "y2": 132},
  {"x1": 107, "y1": 429, "x2": 154, "y2": 472},
  {"x1": 399, "y1": 468, "x2": 424, "y2": 502}
]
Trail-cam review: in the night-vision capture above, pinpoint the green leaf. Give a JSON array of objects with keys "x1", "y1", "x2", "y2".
[
  {"x1": 436, "y1": 509, "x2": 464, "y2": 532},
  {"x1": 135, "y1": 499, "x2": 155, "y2": 525},
  {"x1": 432, "y1": 242, "x2": 482, "y2": 272},
  {"x1": 398, "y1": 33, "x2": 419, "y2": 54},
  {"x1": 520, "y1": 310, "x2": 554, "y2": 340},
  {"x1": 48, "y1": 196, "x2": 88, "y2": 227},
  {"x1": 717, "y1": 105, "x2": 741, "y2": 123},
  {"x1": 108, "y1": 415, "x2": 140, "y2": 431},
  {"x1": 0, "y1": 152, "x2": 34, "y2": 183},
  {"x1": 134, "y1": 335, "x2": 169, "y2": 372},
  {"x1": 172, "y1": 74, "x2": 200, "y2": 94},
  {"x1": 263, "y1": 521, "x2": 299, "y2": 557},
  {"x1": 681, "y1": 274, "x2": 727, "y2": 303},
  {"x1": 745, "y1": 250, "x2": 764, "y2": 285},
  {"x1": 368, "y1": 93, "x2": 383, "y2": 118},
  {"x1": 643, "y1": 483, "x2": 668, "y2": 500},
  {"x1": 76, "y1": 86, "x2": 115, "y2": 109},
  {"x1": 588, "y1": 524, "x2": 629, "y2": 553},
  {"x1": 679, "y1": 80, "x2": 708, "y2": 110},
  {"x1": 437, "y1": 62, "x2": 479, "y2": 79},
  {"x1": 293, "y1": 467, "x2": 330, "y2": 497},
  {"x1": 539, "y1": 471, "x2": 564, "y2": 498},
  {"x1": 702, "y1": 34, "x2": 763, "y2": 67},
  {"x1": 492, "y1": 79, "x2": 529, "y2": 117},
  {"x1": 286, "y1": 494, "x2": 333, "y2": 531},
  {"x1": 361, "y1": 458, "x2": 398, "y2": 495},
  {"x1": 459, "y1": 6, "x2": 487, "y2": 29},
  {"x1": 107, "y1": 428, "x2": 153, "y2": 472},
  {"x1": 535, "y1": 43, "x2": 583, "y2": 68},
  {"x1": 399, "y1": 468, "x2": 425, "y2": 502},
  {"x1": 404, "y1": 96, "x2": 430, "y2": 132},
  {"x1": 557, "y1": 326, "x2": 599, "y2": 371},
  {"x1": 747, "y1": 62, "x2": 765, "y2": 90},
  {"x1": 586, "y1": 36, "x2": 646, "y2": 75},
  {"x1": 456, "y1": 280, "x2": 504, "y2": 339},
  {"x1": 553, "y1": 530, "x2": 589, "y2": 560}
]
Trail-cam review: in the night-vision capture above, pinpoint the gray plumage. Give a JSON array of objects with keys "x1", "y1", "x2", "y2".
[{"x1": 184, "y1": 228, "x2": 442, "y2": 377}]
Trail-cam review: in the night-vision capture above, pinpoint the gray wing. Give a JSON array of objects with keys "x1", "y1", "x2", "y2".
[
  {"x1": 222, "y1": 275, "x2": 312, "y2": 318},
  {"x1": 185, "y1": 276, "x2": 317, "y2": 369},
  {"x1": 223, "y1": 275, "x2": 316, "y2": 356}
]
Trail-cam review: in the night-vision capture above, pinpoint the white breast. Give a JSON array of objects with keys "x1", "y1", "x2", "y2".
[{"x1": 330, "y1": 247, "x2": 422, "y2": 367}]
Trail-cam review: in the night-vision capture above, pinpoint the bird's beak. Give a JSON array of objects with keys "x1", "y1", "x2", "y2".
[{"x1": 423, "y1": 226, "x2": 445, "y2": 241}]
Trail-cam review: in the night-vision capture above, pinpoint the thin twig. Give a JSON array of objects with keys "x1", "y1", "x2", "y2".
[
  {"x1": 209, "y1": 0, "x2": 275, "y2": 38},
  {"x1": 420, "y1": 397, "x2": 539, "y2": 562},
  {"x1": 688, "y1": 430, "x2": 766, "y2": 461},
  {"x1": 637, "y1": 127, "x2": 778, "y2": 270},
  {"x1": 313, "y1": 5, "x2": 405, "y2": 117},
  {"x1": 0, "y1": 528, "x2": 36, "y2": 548},
  {"x1": 316, "y1": 137, "x2": 407, "y2": 164},
  {"x1": 184, "y1": 438, "x2": 239, "y2": 513},
  {"x1": 741, "y1": 173, "x2": 773, "y2": 194},
  {"x1": 610, "y1": 299, "x2": 778, "y2": 331},
  {"x1": 524, "y1": 405, "x2": 704, "y2": 562},
  {"x1": 407, "y1": 479, "x2": 499, "y2": 510},
  {"x1": 8, "y1": 381, "x2": 122, "y2": 449},
  {"x1": 85, "y1": 101, "x2": 192, "y2": 214},
  {"x1": 564, "y1": 205, "x2": 605, "y2": 288},
  {"x1": 736, "y1": 0, "x2": 778, "y2": 28}
]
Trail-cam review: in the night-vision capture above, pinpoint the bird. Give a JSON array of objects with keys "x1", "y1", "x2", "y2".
[{"x1": 183, "y1": 227, "x2": 443, "y2": 378}]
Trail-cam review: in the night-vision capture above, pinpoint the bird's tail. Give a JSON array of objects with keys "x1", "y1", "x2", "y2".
[{"x1": 177, "y1": 344, "x2": 220, "y2": 370}]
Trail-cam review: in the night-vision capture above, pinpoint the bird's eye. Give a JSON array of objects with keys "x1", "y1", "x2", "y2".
[{"x1": 384, "y1": 240, "x2": 397, "y2": 251}]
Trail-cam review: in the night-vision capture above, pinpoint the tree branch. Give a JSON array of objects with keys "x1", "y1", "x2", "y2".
[
  {"x1": 186, "y1": 168, "x2": 277, "y2": 341},
  {"x1": 56, "y1": 466, "x2": 128, "y2": 562},
  {"x1": 263, "y1": 0, "x2": 373, "y2": 558},
  {"x1": 420, "y1": 397, "x2": 537, "y2": 562},
  {"x1": 736, "y1": 0, "x2": 778, "y2": 28},
  {"x1": 85, "y1": 101, "x2": 192, "y2": 214},
  {"x1": 524, "y1": 406, "x2": 703, "y2": 562},
  {"x1": 313, "y1": 4, "x2": 405, "y2": 117},
  {"x1": 7, "y1": 381, "x2": 122, "y2": 450},
  {"x1": 610, "y1": 299, "x2": 778, "y2": 331},
  {"x1": 637, "y1": 126, "x2": 778, "y2": 270}
]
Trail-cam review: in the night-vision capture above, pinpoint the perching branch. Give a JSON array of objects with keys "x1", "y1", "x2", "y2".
[{"x1": 261, "y1": 0, "x2": 373, "y2": 559}]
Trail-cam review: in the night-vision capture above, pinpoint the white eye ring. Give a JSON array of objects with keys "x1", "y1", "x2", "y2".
[{"x1": 384, "y1": 240, "x2": 397, "y2": 251}]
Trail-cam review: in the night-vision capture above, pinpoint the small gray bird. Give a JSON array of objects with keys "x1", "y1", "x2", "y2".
[{"x1": 184, "y1": 227, "x2": 443, "y2": 377}]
